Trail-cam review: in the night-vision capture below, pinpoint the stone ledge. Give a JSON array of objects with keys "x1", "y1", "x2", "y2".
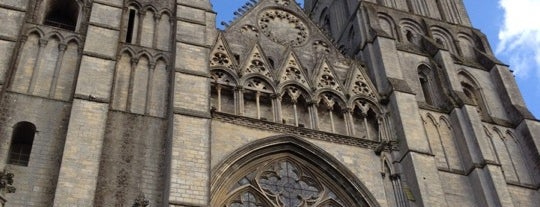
[
  {"x1": 212, "y1": 112, "x2": 398, "y2": 151},
  {"x1": 168, "y1": 200, "x2": 204, "y2": 207}
]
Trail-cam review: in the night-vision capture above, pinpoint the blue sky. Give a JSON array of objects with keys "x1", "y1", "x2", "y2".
[{"x1": 210, "y1": 0, "x2": 540, "y2": 118}]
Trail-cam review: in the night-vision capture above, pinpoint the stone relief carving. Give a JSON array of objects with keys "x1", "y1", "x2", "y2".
[
  {"x1": 275, "y1": 0, "x2": 291, "y2": 6},
  {"x1": 315, "y1": 62, "x2": 342, "y2": 92},
  {"x1": 313, "y1": 40, "x2": 330, "y2": 55},
  {"x1": 211, "y1": 70, "x2": 235, "y2": 85},
  {"x1": 350, "y1": 67, "x2": 376, "y2": 98},
  {"x1": 246, "y1": 78, "x2": 272, "y2": 92},
  {"x1": 258, "y1": 9, "x2": 309, "y2": 47},
  {"x1": 0, "y1": 171, "x2": 16, "y2": 194},
  {"x1": 242, "y1": 45, "x2": 273, "y2": 79},
  {"x1": 284, "y1": 86, "x2": 303, "y2": 101},
  {"x1": 279, "y1": 52, "x2": 310, "y2": 89},
  {"x1": 211, "y1": 36, "x2": 236, "y2": 70},
  {"x1": 241, "y1": 25, "x2": 259, "y2": 38}
]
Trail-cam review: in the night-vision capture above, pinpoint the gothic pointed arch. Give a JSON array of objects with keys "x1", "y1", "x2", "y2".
[
  {"x1": 315, "y1": 91, "x2": 348, "y2": 134},
  {"x1": 211, "y1": 33, "x2": 238, "y2": 70},
  {"x1": 276, "y1": 50, "x2": 311, "y2": 91},
  {"x1": 344, "y1": 64, "x2": 379, "y2": 103},
  {"x1": 430, "y1": 26, "x2": 457, "y2": 54},
  {"x1": 458, "y1": 70, "x2": 490, "y2": 119},
  {"x1": 399, "y1": 19, "x2": 424, "y2": 43},
  {"x1": 351, "y1": 98, "x2": 384, "y2": 141},
  {"x1": 240, "y1": 43, "x2": 275, "y2": 80},
  {"x1": 312, "y1": 59, "x2": 344, "y2": 93},
  {"x1": 211, "y1": 135, "x2": 380, "y2": 207},
  {"x1": 242, "y1": 76, "x2": 275, "y2": 120},
  {"x1": 280, "y1": 84, "x2": 312, "y2": 127},
  {"x1": 211, "y1": 69, "x2": 238, "y2": 114}
]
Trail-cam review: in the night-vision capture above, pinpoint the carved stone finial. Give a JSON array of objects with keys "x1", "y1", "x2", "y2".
[
  {"x1": 133, "y1": 192, "x2": 149, "y2": 207},
  {"x1": 0, "y1": 171, "x2": 16, "y2": 194}
]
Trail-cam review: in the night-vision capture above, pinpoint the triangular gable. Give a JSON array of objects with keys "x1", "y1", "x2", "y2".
[
  {"x1": 210, "y1": 33, "x2": 237, "y2": 70},
  {"x1": 277, "y1": 49, "x2": 310, "y2": 89},
  {"x1": 345, "y1": 64, "x2": 379, "y2": 100},
  {"x1": 239, "y1": 43, "x2": 274, "y2": 80},
  {"x1": 312, "y1": 59, "x2": 344, "y2": 92}
]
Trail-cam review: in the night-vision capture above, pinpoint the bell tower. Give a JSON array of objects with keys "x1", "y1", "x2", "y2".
[{"x1": 306, "y1": 0, "x2": 540, "y2": 207}]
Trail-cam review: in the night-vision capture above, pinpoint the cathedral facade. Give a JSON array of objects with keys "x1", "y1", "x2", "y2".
[{"x1": 0, "y1": 0, "x2": 539, "y2": 206}]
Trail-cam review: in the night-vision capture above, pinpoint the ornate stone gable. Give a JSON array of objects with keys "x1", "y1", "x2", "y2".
[
  {"x1": 210, "y1": 33, "x2": 237, "y2": 70},
  {"x1": 239, "y1": 43, "x2": 274, "y2": 80},
  {"x1": 345, "y1": 64, "x2": 378, "y2": 101},
  {"x1": 276, "y1": 50, "x2": 311, "y2": 90},
  {"x1": 312, "y1": 59, "x2": 344, "y2": 92},
  {"x1": 222, "y1": 0, "x2": 340, "y2": 71}
]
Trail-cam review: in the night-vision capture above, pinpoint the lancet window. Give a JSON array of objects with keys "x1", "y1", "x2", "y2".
[
  {"x1": 280, "y1": 86, "x2": 311, "y2": 128},
  {"x1": 243, "y1": 78, "x2": 274, "y2": 121},
  {"x1": 123, "y1": 4, "x2": 172, "y2": 51},
  {"x1": 211, "y1": 70, "x2": 237, "y2": 114},
  {"x1": 458, "y1": 71, "x2": 489, "y2": 119},
  {"x1": 316, "y1": 93, "x2": 347, "y2": 135},
  {"x1": 488, "y1": 128, "x2": 534, "y2": 184},
  {"x1": 418, "y1": 65, "x2": 435, "y2": 105},
  {"x1": 351, "y1": 100, "x2": 379, "y2": 141}
]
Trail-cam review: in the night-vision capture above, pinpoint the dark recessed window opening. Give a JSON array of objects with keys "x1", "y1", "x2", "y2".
[
  {"x1": 44, "y1": 0, "x2": 79, "y2": 31},
  {"x1": 126, "y1": 9, "x2": 137, "y2": 43},
  {"x1": 419, "y1": 74, "x2": 432, "y2": 105},
  {"x1": 8, "y1": 122, "x2": 36, "y2": 166}
]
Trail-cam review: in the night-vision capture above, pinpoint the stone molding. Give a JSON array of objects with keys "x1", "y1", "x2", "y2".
[{"x1": 212, "y1": 111, "x2": 398, "y2": 151}]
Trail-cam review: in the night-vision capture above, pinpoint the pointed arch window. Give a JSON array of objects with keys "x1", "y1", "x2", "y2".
[
  {"x1": 462, "y1": 82, "x2": 488, "y2": 117},
  {"x1": 8, "y1": 122, "x2": 37, "y2": 166},
  {"x1": 459, "y1": 72, "x2": 489, "y2": 119},
  {"x1": 352, "y1": 100, "x2": 380, "y2": 141},
  {"x1": 44, "y1": 0, "x2": 79, "y2": 31},
  {"x1": 315, "y1": 93, "x2": 348, "y2": 135},
  {"x1": 243, "y1": 78, "x2": 274, "y2": 120},
  {"x1": 125, "y1": 7, "x2": 139, "y2": 43},
  {"x1": 211, "y1": 70, "x2": 237, "y2": 114},
  {"x1": 418, "y1": 65, "x2": 435, "y2": 105},
  {"x1": 419, "y1": 73, "x2": 432, "y2": 105},
  {"x1": 281, "y1": 86, "x2": 311, "y2": 128},
  {"x1": 214, "y1": 154, "x2": 372, "y2": 207}
]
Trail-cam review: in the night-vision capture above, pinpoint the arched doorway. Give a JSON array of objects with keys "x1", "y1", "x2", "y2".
[{"x1": 211, "y1": 136, "x2": 380, "y2": 207}]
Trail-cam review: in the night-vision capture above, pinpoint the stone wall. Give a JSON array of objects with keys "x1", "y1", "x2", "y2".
[
  {"x1": 1, "y1": 93, "x2": 71, "y2": 206},
  {"x1": 94, "y1": 112, "x2": 168, "y2": 207}
]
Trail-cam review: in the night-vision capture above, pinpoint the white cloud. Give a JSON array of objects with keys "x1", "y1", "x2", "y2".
[{"x1": 497, "y1": 0, "x2": 540, "y2": 79}]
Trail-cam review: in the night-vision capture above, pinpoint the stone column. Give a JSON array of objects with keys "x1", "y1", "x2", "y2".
[
  {"x1": 168, "y1": 1, "x2": 216, "y2": 206},
  {"x1": 452, "y1": 105, "x2": 515, "y2": 207},
  {"x1": 436, "y1": 49, "x2": 515, "y2": 207},
  {"x1": 53, "y1": 1, "x2": 123, "y2": 205},
  {"x1": 366, "y1": 34, "x2": 448, "y2": 206}
]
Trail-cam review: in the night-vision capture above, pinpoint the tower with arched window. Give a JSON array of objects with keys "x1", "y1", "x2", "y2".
[{"x1": 0, "y1": 0, "x2": 538, "y2": 207}]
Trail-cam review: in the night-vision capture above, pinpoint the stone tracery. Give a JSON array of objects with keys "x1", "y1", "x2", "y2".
[
  {"x1": 258, "y1": 9, "x2": 309, "y2": 47},
  {"x1": 221, "y1": 158, "x2": 349, "y2": 207}
]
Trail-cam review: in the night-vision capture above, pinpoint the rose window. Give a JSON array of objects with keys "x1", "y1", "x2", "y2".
[{"x1": 258, "y1": 9, "x2": 309, "y2": 47}]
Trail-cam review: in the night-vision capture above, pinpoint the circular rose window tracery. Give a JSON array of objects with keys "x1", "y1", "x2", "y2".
[{"x1": 258, "y1": 9, "x2": 310, "y2": 47}]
